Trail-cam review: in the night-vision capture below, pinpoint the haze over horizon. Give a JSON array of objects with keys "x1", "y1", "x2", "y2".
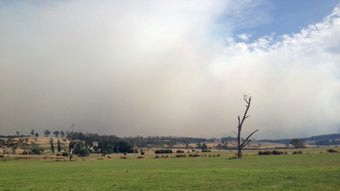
[{"x1": 1, "y1": 0, "x2": 340, "y2": 139}]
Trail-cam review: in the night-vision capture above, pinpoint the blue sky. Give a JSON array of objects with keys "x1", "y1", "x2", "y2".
[{"x1": 226, "y1": 0, "x2": 340, "y2": 41}]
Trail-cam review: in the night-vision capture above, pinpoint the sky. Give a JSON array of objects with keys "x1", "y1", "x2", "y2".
[{"x1": 0, "y1": 0, "x2": 340, "y2": 139}]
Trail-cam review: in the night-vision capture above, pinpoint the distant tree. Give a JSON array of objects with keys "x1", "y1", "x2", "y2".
[
  {"x1": 57, "y1": 139, "x2": 61, "y2": 152},
  {"x1": 53, "y1": 131, "x2": 60, "y2": 138},
  {"x1": 50, "y1": 139, "x2": 55, "y2": 154},
  {"x1": 35, "y1": 132, "x2": 39, "y2": 138},
  {"x1": 0, "y1": 139, "x2": 6, "y2": 155},
  {"x1": 201, "y1": 143, "x2": 208, "y2": 150},
  {"x1": 60, "y1": 131, "x2": 65, "y2": 138},
  {"x1": 235, "y1": 95, "x2": 259, "y2": 159},
  {"x1": 73, "y1": 141, "x2": 90, "y2": 157},
  {"x1": 6, "y1": 138, "x2": 17, "y2": 154},
  {"x1": 290, "y1": 139, "x2": 305, "y2": 148},
  {"x1": 30, "y1": 143, "x2": 41, "y2": 155},
  {"x1": 44, "y1": 130, "x2": 51, "y2": 137},
  {"x1": 16, "y1": 131, "x2": 20, "y2": 136},
  {"x1": 18, "y1": 137, "x2": 29, "y2": 154},
  {"x1": 30, "y1": 129, "x2": 35, "y2": 136},
  {"x1": 117, "y1": 140, "x2": 132, "y2": 153},
  {"x1": 196, "y1": 142, "x2": 202, "y2": 149},
  {"x1": 69, "y1": 141, "x2": 75, "y2": 161}
]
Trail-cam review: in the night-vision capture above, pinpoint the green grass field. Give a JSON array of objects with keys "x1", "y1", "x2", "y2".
[{"x1": 1, "y1": 153, "x2": 340, "y2": 191}]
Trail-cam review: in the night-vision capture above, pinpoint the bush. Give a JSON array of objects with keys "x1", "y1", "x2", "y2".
[
  {"x1": 327, "y1": 149, "x2": 338, "y2": 153},
  {"x1": 202, "y1": 149, "x2": 211, "y2": 152},
  {"x1": 175, "y1": 154, "x2": 186, "y2": 158},
  {"x1": 137, "y1": 156, "x2": 144, "y2": 159},
  {"x1": 120, "y1": 156, "x2": 127, "y2": 159},
  {"x1": 30, "y1": 144, "x2": 42, "y2": 155},
  {"x1": 258, "y1": 151, "x2": 272, "y2": 155},
  {"x1": 258, "y1": 150, "x2": 285, "y2": 155},
  {"x1": 56, "y1": 153, "x2": 62, "y2": 157},
  {"x1": 176, "y1": 150, "x2": 184, "y2": 153},
  {"x1": 189, "y1": 154, "x2": 200, "y2": 157},
  {"x1": 292, "y1": 151, "x2": 303, "y2": 155},
  {"x1": 272, "y1": 150, "x2": 284, "y2": 155},
  {"x1": 62, "y1": 152, "x2": 69, "y2": 157},
  {"x1": 154, "y1": 149, "x2": 172, "y2": 154},
  {"x1": 79, "y1": 148, "x2": 90, "y2": 157}
]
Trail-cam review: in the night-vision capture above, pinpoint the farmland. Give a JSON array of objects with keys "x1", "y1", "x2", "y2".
[{"x1": 1, "y1": 151, "x2": 339, "y2": 191}]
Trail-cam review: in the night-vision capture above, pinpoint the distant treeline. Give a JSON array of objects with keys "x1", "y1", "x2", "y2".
[
  {"x1": 1, "y1": 132, "x2": 218, "y2": 154},
  {"x1": 259, "y1": 133, "x2": 340, "y2": 146},
  {"x1": 66, "y1": 131, "x2": 215, "y2": 149}
]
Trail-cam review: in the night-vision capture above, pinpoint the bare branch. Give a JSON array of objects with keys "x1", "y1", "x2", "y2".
[
  {"x1": 243, "y1": 94, "x2": 248, "y2": 103},
  {"x1": 241, "y1": 129, "x2": 259, "y2": 148},
  {"x1": 241, "y1": 139, "x2": 252, "y2": 149}
]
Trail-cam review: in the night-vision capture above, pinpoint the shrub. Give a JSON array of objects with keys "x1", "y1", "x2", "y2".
[
  {"x1": 201, "y1": 149, "x2": 211, "y2": 152},
  {"x1": 30, "y1": 144, "x2": 42, "y2": 155},
  {"x1": 327, "y1": 149, "x2": 338, "y2": 153},
  {"x1": 154, "y1": 149, "x2": 173, "y2": 154},
  {"x1": 62, "y1": 152, "x2": 69, "y2": 157},
  {"x1": 175, "y1": 154, "x2": 186, "y2": 158},
  {"x1": 258, "y1": 151, "x2": 272, "y2": 155},
  {"x1": 258, "y1": 150, "x2": 285, "y2": 155},
  {"x1": 120, "y1": 156, "x2": 127, "y2": 159},
  {"x1": 176, "y1": 150, "x2": 184, "y2": 153},
  {"x1": 137, "y1": 156, "x2": 144, "y2": 159},
  {"x1": 78, "y1": 148, "x2": 90, "y2": 157},
  {"x1": 189, "y1": 154, "x2": 200, "y2": 157},
  {"x1": 292, "y1": 151, "x2": 303, "y2": 155},
  {"x1": 272, "y1": 150, "x2": 284, "y2": 155}
]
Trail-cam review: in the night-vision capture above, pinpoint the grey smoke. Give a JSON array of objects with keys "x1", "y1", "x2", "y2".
[{"x1": 0, "y1": 1, "x2": 339, "y2": 138}]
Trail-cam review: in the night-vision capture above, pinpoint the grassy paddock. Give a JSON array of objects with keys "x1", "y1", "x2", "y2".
[{"x1": 1, "y1": 152, "x2": 340, "y2": 191}]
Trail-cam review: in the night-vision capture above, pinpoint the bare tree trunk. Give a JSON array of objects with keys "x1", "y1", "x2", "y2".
[
  {"x1": 236, "y1": 95, "x2": 259, "y2": 159},
  {"x1": 237, "y1": 127, "x2": 242, "y2": 158}
]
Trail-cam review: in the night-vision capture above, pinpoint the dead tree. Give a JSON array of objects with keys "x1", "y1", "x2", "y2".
[
  {"x1": 69, "y1": 141, "x2": 75, "y2": 161},
  {"x1": 236, "y1": 95, "x2": 258, "y2": 159}
]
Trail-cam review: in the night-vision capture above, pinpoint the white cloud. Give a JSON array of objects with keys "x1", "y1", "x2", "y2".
[
  {"x1": 237, "y1": 33, "x2": 252, "y2": 41},
  {"x1": 0, "y1": 1, "x2": 339, "y2": 138}
]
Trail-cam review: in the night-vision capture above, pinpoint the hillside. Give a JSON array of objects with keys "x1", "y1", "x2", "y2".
[{"x1": 259, "y1": 133, "x2": 340, "y2": 145}]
